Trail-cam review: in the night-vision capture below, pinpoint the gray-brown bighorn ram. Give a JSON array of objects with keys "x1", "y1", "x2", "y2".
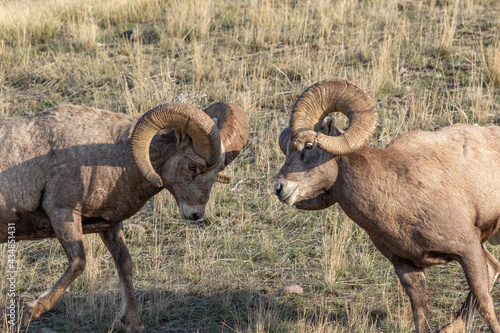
[
  {"x1": 0, "y1": 102, "x2": 249, "y2": 332},
  {"x1": 275, "y1": 79, "x2": 500, "y2": 333}
]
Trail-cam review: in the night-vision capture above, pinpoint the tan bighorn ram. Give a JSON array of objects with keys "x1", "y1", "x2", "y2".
[
  {"x1": 275, "y1": 79, "x2": 500, "y2": 333},
  {"x1": 0, "y1": 102, "x2": 249, "y2": 332}
]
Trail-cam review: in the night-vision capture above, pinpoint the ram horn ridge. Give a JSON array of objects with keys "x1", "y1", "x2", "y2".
[
  {"x1": 131, "y1": 103, "x2": 221, "y2": 187},
  {"x1": 290, "y1": 79, "x2": 378, "y2": 155}
]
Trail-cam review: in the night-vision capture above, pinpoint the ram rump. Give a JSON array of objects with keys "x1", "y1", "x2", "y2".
[
  {"x1": 0, "y1": 102, "x2": 249, "y2": 333},
  {"x1": 275, "y1": 79, "x2": 500, "y2": 333}
]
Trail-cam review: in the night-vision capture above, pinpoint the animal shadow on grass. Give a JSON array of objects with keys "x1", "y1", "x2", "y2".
[{"x1": 17, "y1": 288, "x2": 351, "y2": 332}]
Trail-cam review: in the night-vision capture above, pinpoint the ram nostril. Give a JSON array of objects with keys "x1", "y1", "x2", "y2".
[{"x1": 192, "y1": 213, "x2": 201, "y2": 220}]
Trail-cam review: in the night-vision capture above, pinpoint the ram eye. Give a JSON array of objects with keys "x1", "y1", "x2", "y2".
[
  {"x1": 188, "y1": 163, "x2": 197, "y2": 172},
  {"x1": 303, "y1": 142, "x2": 314, "y2": 150}
]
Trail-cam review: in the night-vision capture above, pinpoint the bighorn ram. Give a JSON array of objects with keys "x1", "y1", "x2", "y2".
[
  {"x1": 0, "y1": 102, "x2": 249, "y2": 332},
  {"x1": 275, "y1": 79, "x2": 500, "y2": 332}
]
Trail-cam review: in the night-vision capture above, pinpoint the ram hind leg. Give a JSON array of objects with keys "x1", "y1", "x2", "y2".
[
  {"x1": 439, "y1": 246, "x2": 500, "y2": 333},
  {"x1": 21, "y1": 209, "x2": 86, "y2": 326},
  {"x1": 100, "y1": 222, "x2": 144, "y2": 333},
  {"x1": 392, "y1": 256, "x2": 430, "y2": 333},
  {"x1": 454, "y1": 244, "x2": 500, "y2": 333}
]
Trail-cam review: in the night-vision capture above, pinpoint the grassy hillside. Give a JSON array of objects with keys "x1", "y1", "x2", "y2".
[{"x1": 0, "y1": 0, "x2": 499, "y2": 332}]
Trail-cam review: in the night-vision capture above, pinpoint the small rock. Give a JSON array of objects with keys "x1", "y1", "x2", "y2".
[
  {"x1": 280, "y1": 285, "x2": 303, "y2": 294},
  {"x1": 123, "y1": 29, "x2": 139, "y2": 41}
]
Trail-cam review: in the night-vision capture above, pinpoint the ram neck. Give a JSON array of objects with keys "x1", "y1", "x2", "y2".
[{"x1": 333, "y1": 145, "x2": 392, "y2": 233}]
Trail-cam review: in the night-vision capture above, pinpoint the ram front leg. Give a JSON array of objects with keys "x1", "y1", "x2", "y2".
[
  {"x1": 21, "y1": 209, "x2": 86, "y2": 326},
  {"x1": 100, "y1": 222, "x2": 144, "y2": 333},
  {"x1": 392, "y1": 257, "x2": 430, "y2": 333}
]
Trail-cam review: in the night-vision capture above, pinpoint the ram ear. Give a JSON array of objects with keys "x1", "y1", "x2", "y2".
[
  {"x1": 321, "y1": 116, "x2": 345, "y2": 137},
  {"x1": 174, "y1": 128, "x2": 192, "y2": 148}
]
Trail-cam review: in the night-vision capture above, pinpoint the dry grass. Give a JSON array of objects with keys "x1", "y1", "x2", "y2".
[{"x1": 0, "y1": 0, "x2": 499, "y2": 332}]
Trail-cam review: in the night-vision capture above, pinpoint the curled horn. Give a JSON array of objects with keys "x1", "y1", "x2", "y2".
[
  {"x1": 290, "y1": 79, "x2": 378, "y2": 155},
  {"x1": 215, "y1": 173, "x2": 231, "y2": 184},
  {"x1": 204, "y1": 102, "x2": 249, "y2": 166},
  {"x1": 131, "y1": 103, "x2": 221, "y2": 188},
  {"x1": 204, "y1": 102, "x2": 249, "y2": 183}
]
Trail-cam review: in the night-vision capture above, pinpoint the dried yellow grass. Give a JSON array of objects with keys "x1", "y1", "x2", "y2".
[{"x1": 0, "y1": 0, "x2": 499, "y2": 332}]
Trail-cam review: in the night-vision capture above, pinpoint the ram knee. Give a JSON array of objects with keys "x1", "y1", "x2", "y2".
[{"x1": 69, "y1": 256, "x2": 86, "y2": 275}]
